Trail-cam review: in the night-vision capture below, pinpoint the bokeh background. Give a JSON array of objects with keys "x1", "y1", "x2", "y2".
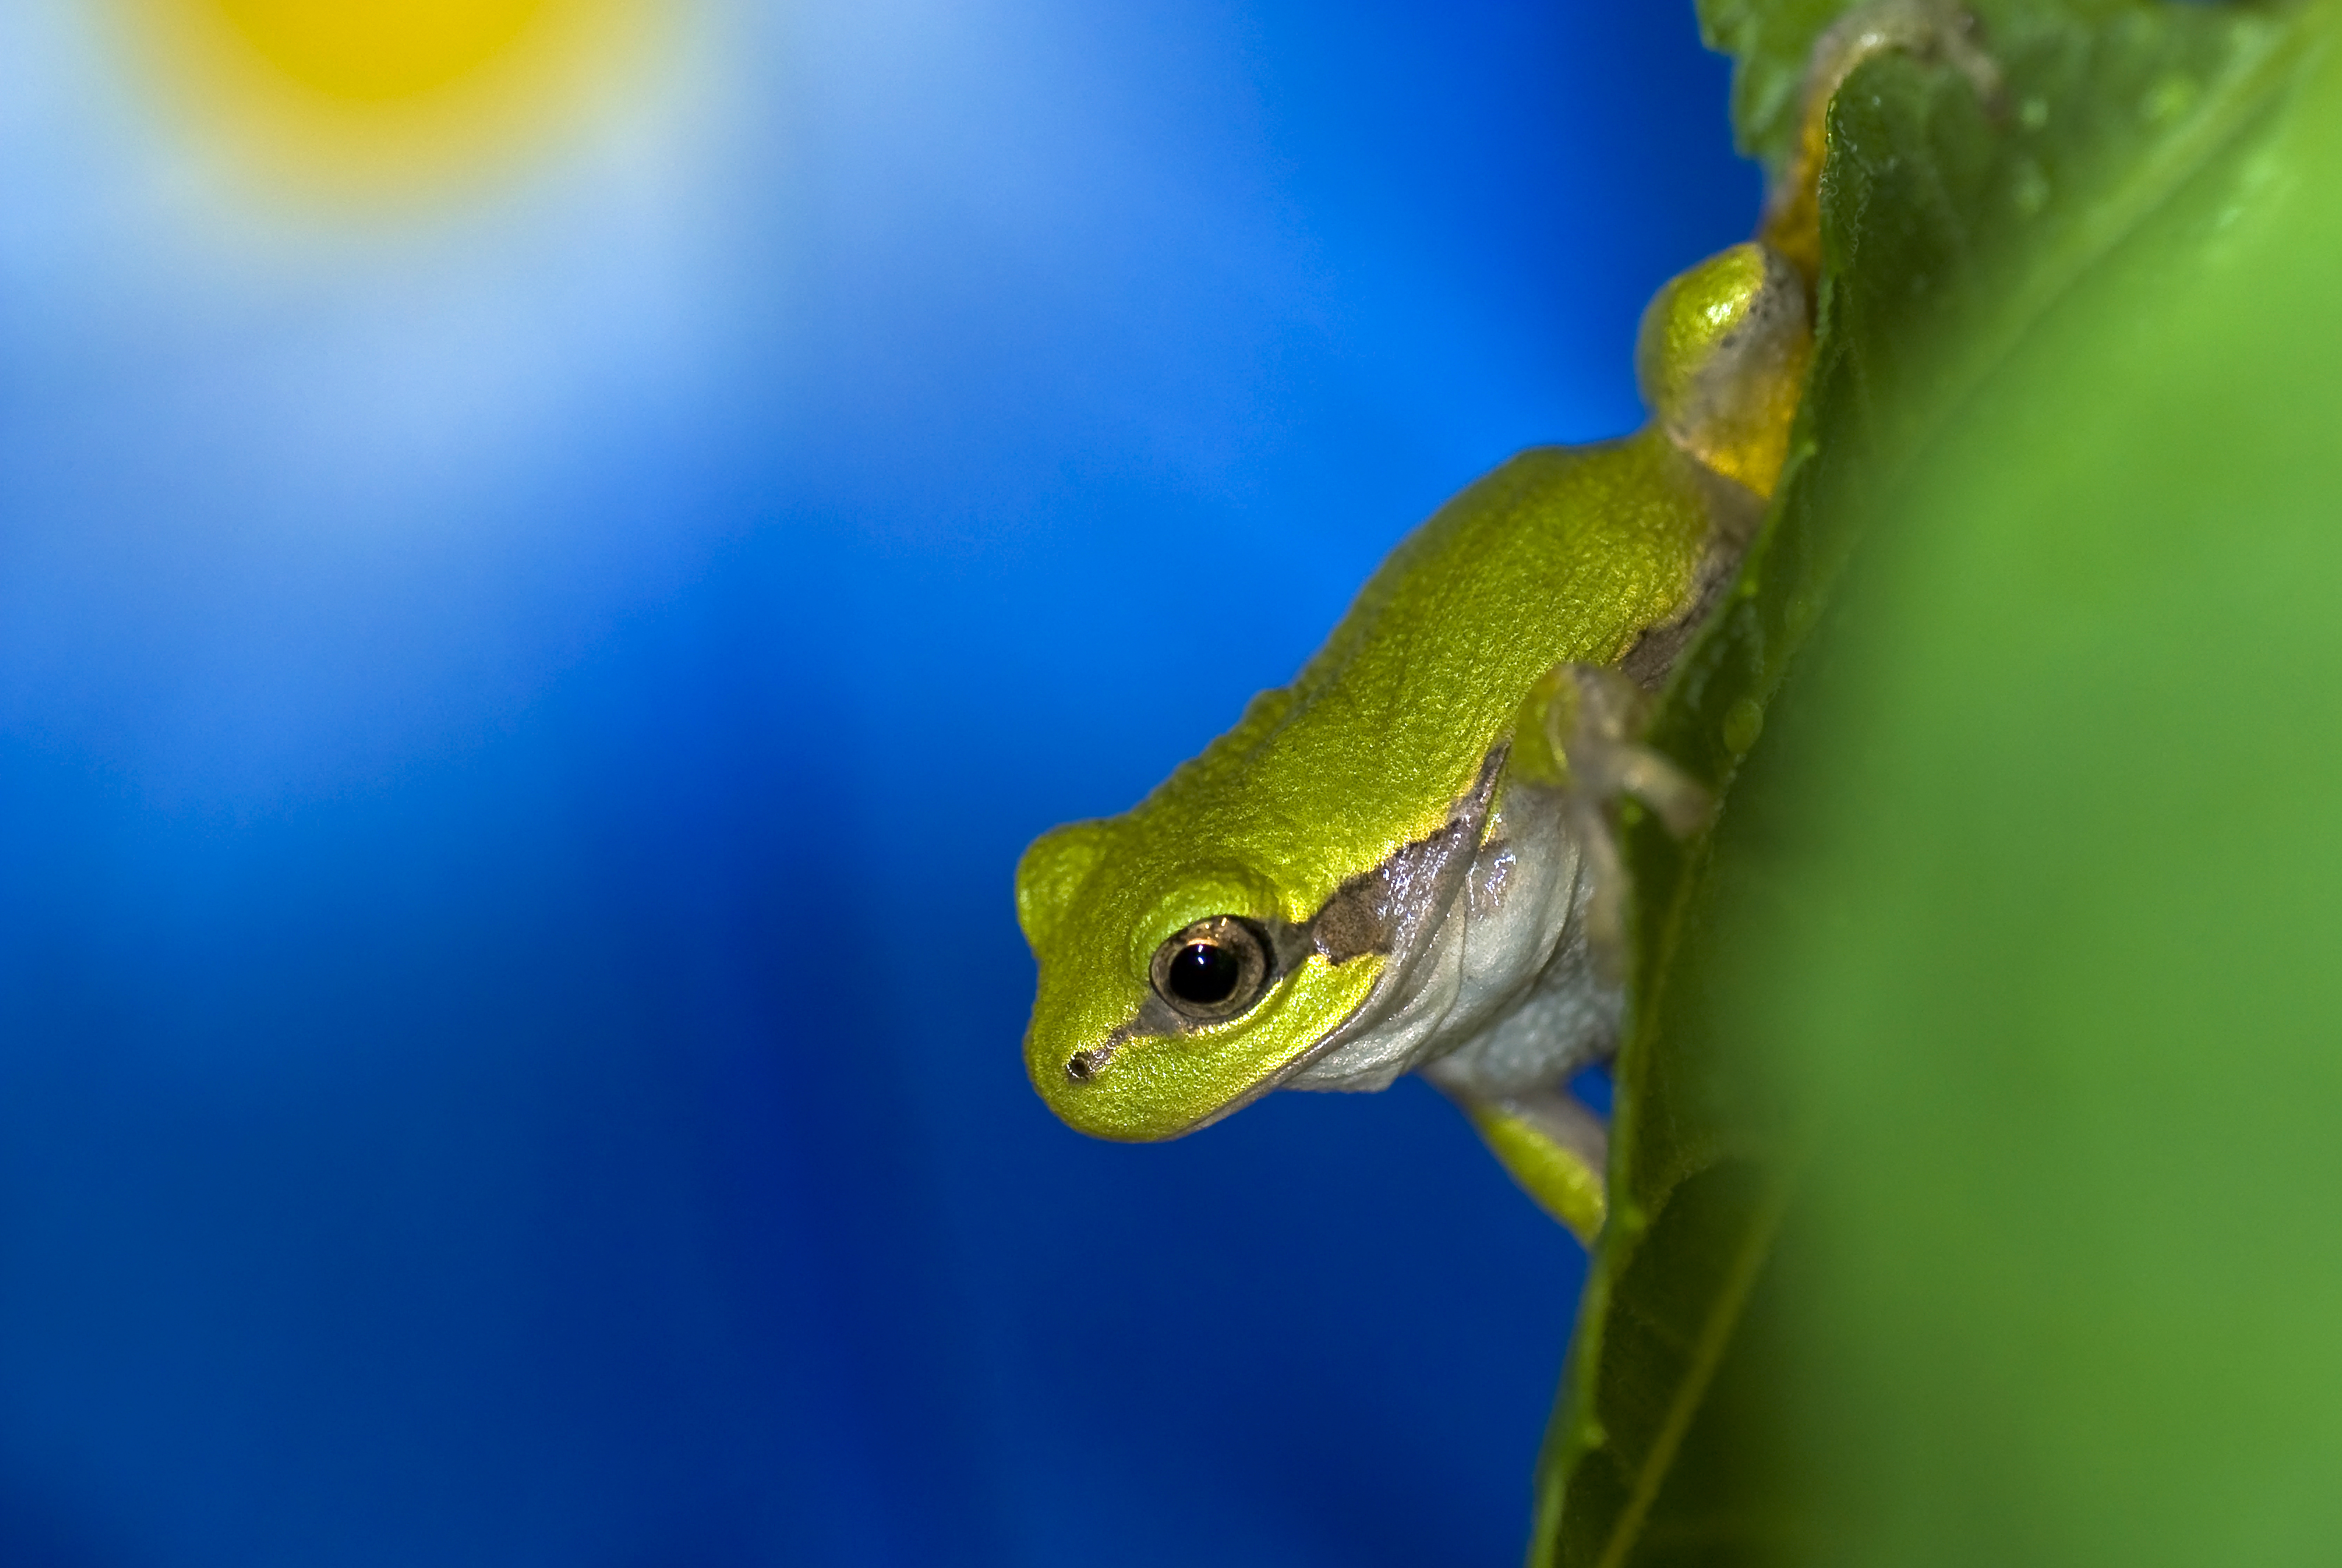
[{"x1": 0, "y1": 3, "x2": 1755, "y2": 1564}]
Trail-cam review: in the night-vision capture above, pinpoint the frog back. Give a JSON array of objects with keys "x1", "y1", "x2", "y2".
[{"x1": 1132, "y1": 426, "x2": 1734, "y2": 919}]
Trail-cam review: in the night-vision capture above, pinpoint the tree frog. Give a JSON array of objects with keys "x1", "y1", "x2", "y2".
[{"x1": 1014, "y1": 1, "x2": 1994, "y2": 1243}]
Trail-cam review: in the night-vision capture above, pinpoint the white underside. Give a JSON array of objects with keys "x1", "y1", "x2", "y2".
[{"x1": 1283, "y1": 781, "x2": 1620, "y2": 1098}]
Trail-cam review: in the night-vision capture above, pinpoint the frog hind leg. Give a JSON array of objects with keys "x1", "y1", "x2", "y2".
[
  {"x1": 1761, "y1": 0, "x2": 2004, "y2": 279},
  {"x1": 1457, "y1": 1087, "x2": 1609, "y2": 1244}
]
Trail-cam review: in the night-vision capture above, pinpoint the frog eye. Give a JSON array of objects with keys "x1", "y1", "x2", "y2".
[{"x1": 1149, "y1": 916, "x2": 1274, "y2": 1023}]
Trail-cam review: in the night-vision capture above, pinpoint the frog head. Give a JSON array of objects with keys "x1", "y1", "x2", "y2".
[
  {"x1": 1015, "y1": 749, "x2": 1503, "y2": 1141},
  {"x1": 1013, "y1": 821, "x2": 1377, "y2": 1140}
]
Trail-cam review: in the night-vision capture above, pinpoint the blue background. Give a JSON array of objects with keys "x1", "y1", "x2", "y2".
[{"x1": 0, "y1": 3, "x2": 1754, "y2": 1564}]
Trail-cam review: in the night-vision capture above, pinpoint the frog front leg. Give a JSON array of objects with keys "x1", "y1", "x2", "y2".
[
  {"x1": 1457, "y1": 1086, "x2": 1610, "y2": 1244},
  {"x1": 1429, "y1": 663, "x2": 1714, "y2": 1241}
]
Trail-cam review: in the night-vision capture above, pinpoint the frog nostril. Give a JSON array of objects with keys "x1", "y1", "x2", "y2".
[{"x1": 1065, "y1": 1047, "x2": 1107, "y2": 1082}]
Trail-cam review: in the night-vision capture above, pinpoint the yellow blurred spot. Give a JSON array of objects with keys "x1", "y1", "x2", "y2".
[
  {"x1": 118, "y1": 0, "x2": 663, "y2": 199},
  {"x1": 209, "y1": 0, "x2": 546, "y2": 101}
]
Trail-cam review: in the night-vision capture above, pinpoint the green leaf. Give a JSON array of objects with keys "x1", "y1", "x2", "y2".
[{"x1": 1532, "y1": 2, "x2": 2340, "y2": 1563}]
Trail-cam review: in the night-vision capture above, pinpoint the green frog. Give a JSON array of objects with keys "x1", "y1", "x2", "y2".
[{"x1": 1014, "y1": 1, "x2": 1995, "y2": 1242}]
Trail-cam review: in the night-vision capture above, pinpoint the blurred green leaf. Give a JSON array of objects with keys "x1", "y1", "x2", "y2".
[{"x1": 1532, "y1": 2, "x2": 2340, "y2": 1564}]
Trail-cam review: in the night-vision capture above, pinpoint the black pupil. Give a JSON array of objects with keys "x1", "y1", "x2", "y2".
[{"x1": 1165, "y1": 941, "x2": 1241, "y2": 1006}]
